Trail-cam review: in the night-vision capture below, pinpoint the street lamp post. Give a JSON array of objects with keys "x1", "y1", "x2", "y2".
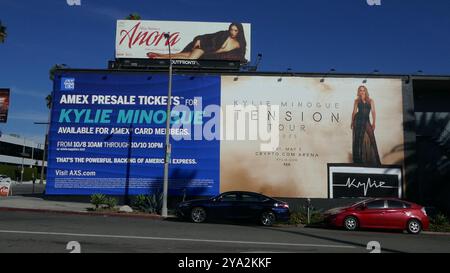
[
  {"x1": 41, "y1": 133, "x2": 47, "y2": 184},
  {"x1": 162, "y1": 33, "x2": 173, "y2": 217},
  {"x1": 19, "y1": 138, "x2": 31, "y2": 183},
  {"x1": 34, "y1": 122, "x2": 50, "y2": 184},
  {"x1": 20, "y1": 141, "x2": 25, "y2": 182}
]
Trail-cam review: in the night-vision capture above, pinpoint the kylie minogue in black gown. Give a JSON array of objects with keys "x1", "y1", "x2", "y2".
[{"x1": 351, "y1": 86, "x2": 381, "y2": 166}]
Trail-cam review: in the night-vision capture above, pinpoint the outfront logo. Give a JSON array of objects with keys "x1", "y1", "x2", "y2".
[{"x1": 61, "y1": 78, "x2": 75, "y2": 91}]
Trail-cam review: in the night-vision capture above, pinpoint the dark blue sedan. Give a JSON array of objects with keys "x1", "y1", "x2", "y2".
[{"x1": 176, "y1": 191, "x2": 290, "y2": 226}]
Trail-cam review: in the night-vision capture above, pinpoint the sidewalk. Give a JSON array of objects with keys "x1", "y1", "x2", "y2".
[
  {"x1": 0, "y1": 183, "x2": 167, "y2": 219},
  {"x1": 0, "y1": 195, "x2": 94, "y2": 213},
  {"x1": 0, "y1": 195, "x2": 168, "y2": 220}
]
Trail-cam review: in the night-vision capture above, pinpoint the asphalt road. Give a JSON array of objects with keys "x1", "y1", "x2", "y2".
[{"x1": 0, "y1": 211, "x2": 449, "y2": 253}]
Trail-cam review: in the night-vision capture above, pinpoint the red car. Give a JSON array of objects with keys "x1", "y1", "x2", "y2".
[{"x1": 324, "y1": 198, "x2": 429, "y2": 234}]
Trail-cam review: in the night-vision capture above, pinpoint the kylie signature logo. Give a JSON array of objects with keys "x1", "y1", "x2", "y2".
[{"x1": 336, "y1": 178, "x2": 396, "y2": 196}]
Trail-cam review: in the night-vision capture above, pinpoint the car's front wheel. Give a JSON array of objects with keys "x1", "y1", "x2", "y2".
[
  {"x1": 407, "y1": 219, "x2": 422, "y2": 234},
  {"x1": 190, "y1": 207, "x2": 207, "y2": 223},
  {"x1": 343, "y1": 216, "x2": 359, "y2": 231},
  {"x1": 260, "y1": 211, "x2": 276, "y2": 226}
]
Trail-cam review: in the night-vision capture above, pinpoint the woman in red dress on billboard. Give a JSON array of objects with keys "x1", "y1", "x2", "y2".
[
  {"x1": 147, "y1": 23, "x2": 247, "y2": 62},
  {"x1": 351, "y1": 85, "x2": 381, "y2": 166}
]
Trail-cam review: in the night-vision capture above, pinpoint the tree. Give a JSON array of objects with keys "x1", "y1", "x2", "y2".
[
  {"x1": 40, "y1": 64, "x2": 67, "y2": 184},
  {"x1": 45, "y1": 94, "x2": 52, "y2": 109},
  {"x1": 49, "y1": 63, "x2": 67, "y2": 81},
  {"x1": 387, "y1": 110, "x2": 450, "y2": 215},
  {"x1": 0, "y1": 21, "x2": 7, "y2": 43},
  {"x1": 126, "y1": 13, "x2": 141, "y2": 20}
]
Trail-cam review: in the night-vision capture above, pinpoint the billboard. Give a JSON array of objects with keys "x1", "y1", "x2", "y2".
[
  {"x1": 0, "y1": 182, "x2": 11, "y2": 197},
  {"x1": 47, "y1": 73, "x2": 220, "y2": 195},
  {"x1": 115, "y1": 20, "x2": 251, "y2": 63},
  {"x1": 220, "y1": 76, "x2": 405, "y2": 198},
  {"x1": 47, "y1": 73, "x2": 405, "y2": 198},
  {"x1": 0, "y1": 89, "x2": 10, "y2": 123}
]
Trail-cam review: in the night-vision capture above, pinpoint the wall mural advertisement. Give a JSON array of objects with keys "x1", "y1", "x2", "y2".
[
  {"x1": 46, "y1": 73, "x2": 221, "y2": 195},
  {"x1": 220, "y1": 76, "x2": 405, "y2": 198},
  {"x1": 46, "y1": 73, "x2": 405, "y2": 198},
  {"x1": 116, "y1": 20, "x2": 251, "y2": 63}
]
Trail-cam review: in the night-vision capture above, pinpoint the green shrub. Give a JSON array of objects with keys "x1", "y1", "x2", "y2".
[
  {"x1": 431, "y1": 213, "x2": 449, "y2": 226},
  {"x1": 90, "y1": 194, "x2": 107, "y2": 210},
  {"x1": 288, "y1": 207, "x2": 325, "y2": 226},
  {"x1": 289, "y1": 211, "x2": 307, "y2": 225},
  {"x1": 429, "y1": 213, "x2": 450, "y2": 232},
  {"x1": 148, "y1": 192, "x2": 163, "y2": 214},
  {"x1": 310, "y1": 211, "x2": 325, "y2": 225},
  {"x1": 0, "y1": 165, "x2": 39, "y2": 181},
  {"x1": 105, "y1": 197, "x2": 118, "y2": 209},
  {"x1": 132, "y1": 195, "x2": 150, "y2": 211},
  {"x1": 131, "y1": 192, "x2": 163, "y2": 214}
]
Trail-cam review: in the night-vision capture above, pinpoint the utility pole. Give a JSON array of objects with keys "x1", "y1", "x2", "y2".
[
  {"x1": 161, "y1": 33, "x2": 173, "y2": 218},
  {"x1": 34, "y1": 122, "x2": 49, "y2": 184}
]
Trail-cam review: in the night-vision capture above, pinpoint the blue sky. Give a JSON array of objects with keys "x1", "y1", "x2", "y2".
[{"x1": 0, "y1": 0, "x2": 450, "y2": 143}]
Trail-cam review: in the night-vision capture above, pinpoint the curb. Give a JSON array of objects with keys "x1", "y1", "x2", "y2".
[
  {"x1": 0, "y1": 206, "x2": 167, "y2": 220},
  {"x1": 282, "y1": 224, "x2": 450, "y2": 235},
  {"x1": 422, "y1": 231, "x2": 450, "y2": 236}
]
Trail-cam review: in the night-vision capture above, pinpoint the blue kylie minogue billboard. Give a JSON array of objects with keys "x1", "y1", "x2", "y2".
[{"x1": 46, "y1": 72, "x2": 220, "y2": 196}]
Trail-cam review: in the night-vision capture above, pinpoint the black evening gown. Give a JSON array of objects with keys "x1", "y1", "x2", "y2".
[{"x1": 352, "y1": 101, "x2": 381, "y2": 166}]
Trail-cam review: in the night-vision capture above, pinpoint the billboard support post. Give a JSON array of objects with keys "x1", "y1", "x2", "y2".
[
  {"x1": 162, "y1": 33, "x2": 172, "y2": 218},
  {"x1": 40, "y1": 133, "x2": 46, "y2": 184}
]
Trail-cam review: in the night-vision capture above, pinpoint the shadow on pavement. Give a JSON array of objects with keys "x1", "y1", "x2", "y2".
[
  {"x1": 164, "y1": 216, "x2": 264, "y2": 227},
  {"x1": 304, "y1": 223, "x2": 405, "y2": 235},
  {"x1": 250, "y1": 225, "x2": 406, "y2": 253},
  {"x1": 165, "y1": 216, "x2": 406, "y2": 253}
]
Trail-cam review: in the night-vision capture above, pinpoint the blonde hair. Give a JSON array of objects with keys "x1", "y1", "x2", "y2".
[{"x1": 357, "y1": 85, "x2": 371, "y2": 102}]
